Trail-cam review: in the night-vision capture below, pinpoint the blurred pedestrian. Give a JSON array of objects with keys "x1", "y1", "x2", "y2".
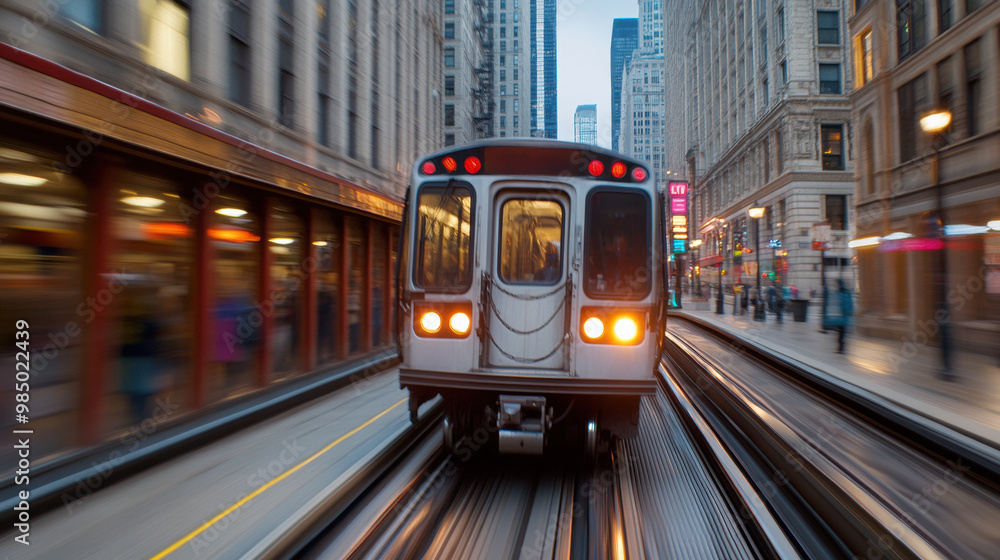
[
  {"x1": 120, "y1": 297, "x2": 163, "y2": 422},
  {"x1": 825, "y1": 279, "x2": 854, "y2": 353}
]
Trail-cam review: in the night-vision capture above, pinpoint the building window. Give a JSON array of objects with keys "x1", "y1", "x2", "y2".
[
  {"x1": 501, "y1": 84, "x2": 507, "y2": 95},
  {"x1": 513, "y1": 83, "x2": 518, "y2": 95},
  {"x1": 500, "y1": 69, "x2": 506, "y2": 81},
  {"x1": 897, "y1": 72, "x2": 929, "y2": 162},
  {"x1": 762, "y1": 77, "x2": 769, "y2": 104},
  {"x1": 513, "y1": 115, "x2": 519, "y2": 127},
  {"x1": 444, "y1": 47, "x2": 454, "y2": 67},
  {"x1": 500, "y1": 55, "x2": 506, "y2": 66},
  {"x1": 445, "y1": 133, "x2": 455, "y2": 146},
  {"x1": 513, "y1": 39, "x2": 518, "y2": 50},
  {"x1": 500, "y1": 27, "x2": 506, "y2": 38},
  {"x1": 513, "y1": 99, "x2": 518, "y2": 112},
  {"x1": 445, "y1": 75, "x2": 455, "y2": 96},
  {"x1": 228, "y1": 1, "x2": 251, "y2": 106},
  {"x1": 513, "y1": 55, "x2": 518, "y2": 65},
  {"x1": 139, "y1": 0, "x2": 191, "y2": 80},
  {"x1": 819, "y1": 63, "x2": 841, "y2": 94},
  {"x1": 825, "y1": 195, "x2": 847, "y2": 230},
  {"x1": 821, "y1": 124, "x2": 844, "y2": 170},
  {"x1": 444, "y1": 0, "x2": 454, "y2": 14},
  {"x1": 500, "y1": 100, "x2": 506, "y2": 113},
  {"x1": 500, "y1": 40, "x2": 506, "y2": 51},
  {"x1": 777, "y1": 7, "x2": 785, "y2": 42},
  {"x1": 966, "y1": 0, "x2": 987, "y2": 14},
  {"x1": 500, "y1": 116, "x2": 506, "y2": 127},
  {"x1": 60, "y1": 0, "x2": 102, "y2": 32},
  {"x1": 938, "y1": 0, "x2": 953, "y2": 32},
  {"x1": 513, "y1": 68, "x2": 518, "y2": 80},
  {"x1": 859, "y1": 30, "x2": 873, "y2": 85},
  {"x1": 965, "y1": 38, "x2": 982, "y2": 137},
  {"x1": 277, "y1": 0, "x2": 295, "y2": 127},
  {"x1": 445, "y1": 22, "x2": 454, "y2": 39},
  {"x1": 817, "y1": 11, "x2": 839, "y2": 44},
  {"x1": 513, "y1": 25, "x2": 518, "y2": 37},
  {"x1": 780, "y1": 60, "x2": 787, "y2": 83},
  {"x1": 897, "y1": 0, "x2": 927, "y2": 61},
  {"x1": 500, "y1": 12, "x2": 506, "y2": 23},
  {"x1": 775, "y1": 129, "x2": 784, "y2": 174},
  {"x1": 444, "y1": 104, "x2": 455, "y2": 126}
]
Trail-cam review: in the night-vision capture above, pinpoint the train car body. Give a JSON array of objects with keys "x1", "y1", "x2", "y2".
[{"x1": 398, "y1": 139, "x2": 664, "y2": 455}]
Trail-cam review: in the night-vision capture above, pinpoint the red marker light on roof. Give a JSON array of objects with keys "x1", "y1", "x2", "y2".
[
  {"x1": 442, "y1": 156, "x2": 458, "y2": 172},
  {"x1": 421, "y1": 161, "x2": 436, "y2": 175},
  {"x1": 588, "y1": 160, "x2": 604, "y2": 177},
  {"x1": 464, "y1": 156, "x2": 482, "y2": 174},
  {"x1": 611, "y1": 161, "x2": 627, "y2": 178},
  {"x1": 632, "y1": 167, "x2": 647, "y2": 182}
]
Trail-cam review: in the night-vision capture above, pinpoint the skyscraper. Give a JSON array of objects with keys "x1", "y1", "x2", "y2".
[
  {"x1": 619, "y1": 1, "x2": 665, "y2": 184},
  {"x1": 494, "y1": 0, "x2": 555, "y2": 139},
  {"x1": 574, "y1": 104, "x2": 597, "y2": 145},
  {"x1": 610, "y1": 18, "x2": 638, "y2": 152}
]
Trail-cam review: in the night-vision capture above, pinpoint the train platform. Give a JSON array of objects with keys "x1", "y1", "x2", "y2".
[{"x1": 671, "y1": 301, "x2": 1000, "y2": 453}]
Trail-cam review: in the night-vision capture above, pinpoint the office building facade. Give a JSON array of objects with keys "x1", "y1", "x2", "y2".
[
  {"x1": 574, "y1": 104, "x2": 598, "y2": 145},
  {"x1": 611, "y1": 18, "x2": 638, "y2": 151}
]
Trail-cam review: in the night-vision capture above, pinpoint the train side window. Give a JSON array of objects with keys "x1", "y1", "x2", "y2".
[
  {"x1": 498, "y1": 199, "x2": 564, "y2": 285},
  {"x1": 413, "y1": 183, "x2": 474, "y2": 292},
  {"x1": 584, "y1": 190, "x2": 651, "y2": 298}
]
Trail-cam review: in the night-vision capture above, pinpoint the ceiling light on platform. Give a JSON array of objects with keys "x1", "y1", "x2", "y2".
[
  {"x1": 881, "y1": 232, "x2": 913, "y2": 240},
  {"x1": 988, "y1": 221, "x2": 1000, "y2": 231},
  {"x1": 848, "y1": 236, "x2": 881, "y2": 248},
  {"x1": 313, "y1": 240, "x2": 328, "y2": 246},
  {"x1": 122, "y1": 196, "x2": 165, "y2": 208},
  {"x1": 270, "y1": 237, "x2": 295, "y2": 245},
  {"x1": 0, "y1": 173, "x2": 46, "y2": 186},
  {"x1": 944, "y1": 224, "x2": 990, "y2": 236},
  {"x1": 216, "y1": 208, "x2": 247, "y2": 217}
]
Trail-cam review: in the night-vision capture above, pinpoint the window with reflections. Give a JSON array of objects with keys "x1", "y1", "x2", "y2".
[
  {"x1": 390, "y1": 228, "x2": 399, "y2": 345},
  {"x1": 138, "y1": 0, "x2": 191, "y2": 80},
  {"x1": 0, "y1": 142, "x2": 86, "y2": 467},
  {"x1": 269, "y1": 202, "x2": 304, "y2": 379},
  {"x1": 211, "y1": 193, "x2": 259, "y2": 398},
  {"x1": 346, "y1": 216, "x2": 364, "y2": 353},
  {"x1": 499, "y1": 199, "x2": 564, "y2": 285},
  {"x1": 413, "y1": 184, "x2": 474, "y2": 291},
  {"x1": 315, "y1": 210, "x2": 342, "y2": 364},
  {"x1": 585, "y1": 190, "x2": 651, "y2": 298},
  {"x1": 372, "y1": 223, "x2": 387, "y2": 347},
  {"x1": 108, "y1": 173, "x2": 192, "y2": 433}
]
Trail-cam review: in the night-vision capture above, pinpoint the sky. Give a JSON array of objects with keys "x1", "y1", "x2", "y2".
[{"x1": 555, "y1": 0, "x2": 638, "y2": 149}]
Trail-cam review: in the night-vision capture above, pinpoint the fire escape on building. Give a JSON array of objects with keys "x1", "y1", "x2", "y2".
[{"x1": 472, "y1": 0, "x2": 494, "y2": 139}]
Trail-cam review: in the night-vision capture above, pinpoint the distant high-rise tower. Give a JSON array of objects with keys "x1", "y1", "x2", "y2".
[
  {"x1": 574, "y1": 104, "x2": 597, "y2": 145},
  {"x1": 493, "y1": 0, "x2": 556, "y2": 139},
  {"x1": 610, "y1": 19, "x2": 638, "y2": 152}
]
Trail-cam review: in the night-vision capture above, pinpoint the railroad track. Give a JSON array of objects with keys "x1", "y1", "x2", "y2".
[{"x1": 663, "y1": 315, "x2": 1000, "y2": 559}]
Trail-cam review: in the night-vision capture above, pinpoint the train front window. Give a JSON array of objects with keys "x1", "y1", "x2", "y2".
[
  {"x1": 585, "y1": 190, "x2": 651, "y2": 298},
  {"x1": 498, "y1": 199, "x2": 564, "y2": 285},
  {"x1": 414, "y1": 183, "x2": 473, "y2": 291}
]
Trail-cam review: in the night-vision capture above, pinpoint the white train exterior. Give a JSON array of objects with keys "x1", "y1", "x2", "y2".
[{"x1": 398, "y1": 139, "x2": 664, "y2": 455}]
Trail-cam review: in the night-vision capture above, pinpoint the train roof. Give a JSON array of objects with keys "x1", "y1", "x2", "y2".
[{"x1": 412, "y1": 138, "x2": 653, "y2": 187}]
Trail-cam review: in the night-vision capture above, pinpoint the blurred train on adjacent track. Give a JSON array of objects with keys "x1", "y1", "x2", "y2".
[
  {"x1": 0, "y1": 44, "x2": 402, "y2": 462},
  {"x1": 398, "y1": 140, "x2": 665, "y2": 456}
]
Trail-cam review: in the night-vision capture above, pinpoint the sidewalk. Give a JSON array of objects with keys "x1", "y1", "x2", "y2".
[{"x1": 671, "y1": 300, "x2": 1000, "y2": 452}]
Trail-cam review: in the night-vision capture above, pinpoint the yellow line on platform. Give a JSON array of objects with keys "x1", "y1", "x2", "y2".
[{"x1": 149, "y1": 397, "x2": 407, "y2": 560}]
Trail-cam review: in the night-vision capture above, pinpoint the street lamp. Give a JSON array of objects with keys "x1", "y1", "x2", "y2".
[
  {"x1": 691, "y1": 238, "x2": 703, "y2": 297},
  {"x1": 920, "y1": 108, "x2": 953, "y2": 377},
  {"x1": 749, "y1": 205, "x2": 766, "y2": 321}
]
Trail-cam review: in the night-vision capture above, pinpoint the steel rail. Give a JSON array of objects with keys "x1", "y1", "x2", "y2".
[{"x1": 664, "y1": 327, "x2": 945, "y2": 559}]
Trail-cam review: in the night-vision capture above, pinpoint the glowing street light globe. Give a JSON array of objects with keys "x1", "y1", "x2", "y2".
[{"x1": 920, "y1": 109, "x2": 952, "y2": 134}]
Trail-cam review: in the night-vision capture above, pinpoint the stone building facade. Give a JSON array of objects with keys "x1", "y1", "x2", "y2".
[
  {"x1": 665, "y1": 0, "x2": 856, "y2": 297},
  {"x1": 0, "y1": 0, "x2": 444, "y2": 197},
  {"x1": 849, "y1": 0, "x2": 1000, "y2": 353}
]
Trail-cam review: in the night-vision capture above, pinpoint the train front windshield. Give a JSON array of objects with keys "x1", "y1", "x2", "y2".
[
  {"x1": 584, "y1": 190, "x2": 651, "y2": 299},
  {"x1": 413, "y1": 183, "x2": 474, "y2": 292}
]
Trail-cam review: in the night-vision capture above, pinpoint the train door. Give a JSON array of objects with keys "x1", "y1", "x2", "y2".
[{"x1": 486, "y1": 187, "x2": 570, "y2": 370}]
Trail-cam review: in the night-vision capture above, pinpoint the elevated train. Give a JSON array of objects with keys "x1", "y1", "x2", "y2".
[{"x1": 398, "y1": 140, "x2": 666, "y2": 456}]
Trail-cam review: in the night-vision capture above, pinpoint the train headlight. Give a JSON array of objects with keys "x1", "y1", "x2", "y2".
[
  {"x1": 613, "y1": 318, "x2": 639, "y2": 342},
  {"x1": 449, "y1": 312, "x2": 471, "y2": 334},
  {"x1": 420, "y1": 312, "x2": 442, "y2": 333},
  {"x1": 583, "y1": 317, "x2": 605, "y2": 339}
]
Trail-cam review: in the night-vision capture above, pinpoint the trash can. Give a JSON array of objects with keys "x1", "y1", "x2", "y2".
[{"x1": 789, "y1": 299, "x2": 809, "y2": 322}]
